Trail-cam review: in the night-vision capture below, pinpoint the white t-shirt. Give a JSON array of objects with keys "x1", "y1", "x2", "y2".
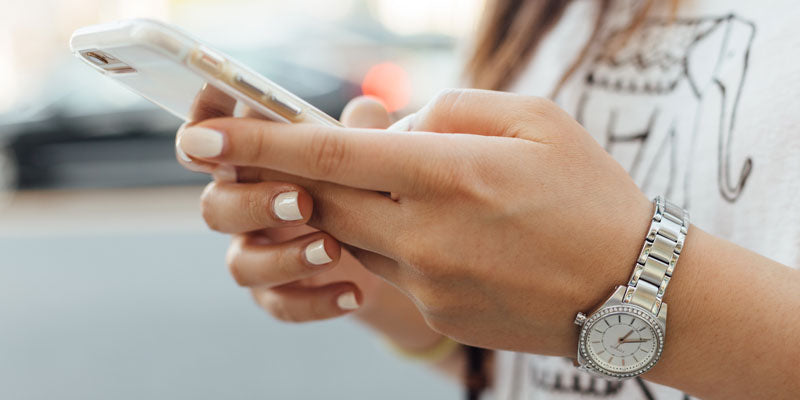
[{"x1": 495, "y1": 0, "x2": 800, "y2": 398}]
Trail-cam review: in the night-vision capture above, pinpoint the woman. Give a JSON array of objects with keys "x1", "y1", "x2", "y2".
[{"x1": 174, "y1": 0, "x2": 800, "y2": 398}]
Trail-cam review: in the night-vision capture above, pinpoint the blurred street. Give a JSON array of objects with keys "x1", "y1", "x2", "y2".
[
  {"x1": 0, "y1": 186, "x2": 205, "y2": 237},
  {"x1": 0, "y1": 186, "x2": 458, "y2": 399}
]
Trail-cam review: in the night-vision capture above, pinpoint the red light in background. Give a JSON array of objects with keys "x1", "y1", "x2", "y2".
[{"x1": 361, "y1": 62, "x2": 411, "y2": 113}]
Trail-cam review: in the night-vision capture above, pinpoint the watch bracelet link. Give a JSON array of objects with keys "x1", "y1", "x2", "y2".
[{"x1": 622, "y1": 196, "x2": 690, "y2": 315}]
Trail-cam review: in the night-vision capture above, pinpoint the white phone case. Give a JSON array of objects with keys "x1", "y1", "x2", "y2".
[{"x1": 70, "y1": 19, "x2": 342, "y2": 126}]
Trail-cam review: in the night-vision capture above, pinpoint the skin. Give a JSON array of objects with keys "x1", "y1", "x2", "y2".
[
  {"x1": 176, "y1": 89, "x2": 800, "y2": 399},
  {"x1": 177, "y1": 92, "x2": 465, "y2": 377}
]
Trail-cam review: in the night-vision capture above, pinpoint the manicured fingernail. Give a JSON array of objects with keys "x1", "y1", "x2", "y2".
[
  {"x1": 273, "y1": 191, "x2": 303, "y2": 221},
  {"x1": 337, "y1": 291, "x2": 359, "y2": 310},
  {"x1": 212, "y1": 165, "x2": 237, "y2": 183},
  {"x1": 305, "y1": 238, "x2": 332, "y2": 265},
  {"x1": 175, "y1": 137, "x2": 193, "y2": 163},
  {"x1": 180, "y1": 126, "x2": 224, "y2": 158}
]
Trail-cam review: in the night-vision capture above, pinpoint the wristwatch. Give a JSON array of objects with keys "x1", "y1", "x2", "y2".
[{"x1": 574, "y1": 196, "x2": 689, "y2": 379}]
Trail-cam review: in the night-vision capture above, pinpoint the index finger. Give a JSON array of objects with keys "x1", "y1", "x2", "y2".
[{"x1": 179, "y1": 117, "x2": 442, "y2": 193}]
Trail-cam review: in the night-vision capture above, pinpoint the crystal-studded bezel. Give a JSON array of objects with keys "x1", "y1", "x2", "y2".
[{"x1": 578, "y1": 304, "x2": 665, "y2": 379}]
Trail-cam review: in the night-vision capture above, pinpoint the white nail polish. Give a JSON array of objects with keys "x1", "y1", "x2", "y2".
[
  {"x1": 180, "y1": 126, "x2": 224, "y2": 158},
  {"x1": 305, "y1": 239, "x2": 332, "y2": 265},
  {"x1": 273, "y1": 191, "x2": 303, "y2": 221},
  {"x1": 337, "y1": 291, "x2": 359, "y2": 310},
  {"x1": 175, "y1": 137, "x2": 193, "y2": 163},
  {"x1": 212, "y1": 165, "x2": 237, "y2": 183}
]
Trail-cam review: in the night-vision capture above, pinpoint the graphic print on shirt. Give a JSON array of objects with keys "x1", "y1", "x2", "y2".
[
  {"x1": 575, "y1": 14, "x2": 756, "y2": 208},
  {"x1": 522, "y1": 356, "x2": 691, "y2": 400}
]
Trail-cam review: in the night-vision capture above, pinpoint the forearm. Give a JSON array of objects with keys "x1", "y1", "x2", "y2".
[
  {"x1": 354, "y1": 281, "x2": 468, "y2": 381},
  {"x1": 643, "y1": 227, "x2": 800, "y2": 398}
]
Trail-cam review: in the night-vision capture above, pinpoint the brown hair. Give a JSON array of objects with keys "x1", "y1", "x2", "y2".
[{"x1": 465, "y1": 0, "x2": 677, "y2": 93}]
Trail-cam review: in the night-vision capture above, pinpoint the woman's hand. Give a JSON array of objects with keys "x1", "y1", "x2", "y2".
[
  {"x1": 175, "y1": 94, "x2": 450, "y2": 356},
  {"x1": 175, "y1": 93, "x2": 393, "y2": 321},
  {"x1": 178, "y1": 89, "x2": 653, "y2": 357}
]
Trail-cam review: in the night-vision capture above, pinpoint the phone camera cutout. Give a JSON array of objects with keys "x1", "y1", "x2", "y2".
[
  {"x1": 79, "y1": 50, "x2": 136, "y2": 74},
  {"x1": 84, "y1": 51, "x2": 109, "y2": 65}
]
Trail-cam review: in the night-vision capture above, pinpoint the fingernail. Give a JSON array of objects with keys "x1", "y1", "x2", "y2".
[
  {"x1": 212, "y1": 165, "x2": 237, "y2": 183},
  {"x1": 273, "y1": 191, "x2": 303, "y2": 221},
  {"x1": 305, "y1": 238, "x2": 332, "y2": 265},
  {"x1": 337, "y1": 291, "x2": 359, "y2": 310},
  {"x1": 180, "y1": 126, "x2": 224, "y2": 158},
  {"x1": 175, "y1": 137, "x2": 193, "y2": 163}
]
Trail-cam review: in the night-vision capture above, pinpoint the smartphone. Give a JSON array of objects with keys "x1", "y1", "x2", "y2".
[{"x1": 70, "y1": 19, "x2": 342, "y2": 126}]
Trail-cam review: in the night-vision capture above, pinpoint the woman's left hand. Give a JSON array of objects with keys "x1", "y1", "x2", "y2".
[{"x1": 178, "y1": 89, "x2": 654, "y2": 357}]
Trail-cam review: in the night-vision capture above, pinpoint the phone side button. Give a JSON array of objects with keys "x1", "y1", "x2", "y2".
[
  {"x1": 269, "y1": 94, "x2": 302, "y2": 117},
  {"x1": 191, "y1": 46, "x2": 225, "y2": 76},
  {"x1": 233, "y1": 74, "x2": 265, "y2": 97}
]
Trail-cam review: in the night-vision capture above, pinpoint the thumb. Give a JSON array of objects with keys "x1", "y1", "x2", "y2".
[
  {"x1": 340, "y1": 96, "x2": 392, "y2": 129},
  {"x1": 410, "y1": 89, "x2": 567, "y2": 141}
]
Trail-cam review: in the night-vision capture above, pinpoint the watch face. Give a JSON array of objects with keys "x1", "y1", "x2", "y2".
[{"x1": 579, "y1": 305, "x2": 664, "y2": 378}]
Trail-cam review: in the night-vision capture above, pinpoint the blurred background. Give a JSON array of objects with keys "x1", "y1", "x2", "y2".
[{"x1": 0, "y1": 0, "x2": 483, "y2": 398}]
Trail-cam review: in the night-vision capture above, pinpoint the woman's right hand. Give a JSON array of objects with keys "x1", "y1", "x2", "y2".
[
  {"x1": 176, "y1": 90, "x2": 395, "y2": 321},
  {"x1": 176, "y1": 90, "x2": 466, "y2": 376},
  {"x1": 231, "y1": 96, "x2": 397, "y2": 322}
]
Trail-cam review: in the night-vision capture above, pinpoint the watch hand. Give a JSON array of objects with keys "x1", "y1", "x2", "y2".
[
  {"x1": 613, "y1": 329, "x2": 635, "y2": 350},
  {"x1": 620, "y1": 338, "x2": 651, "y2": 344},
  {"x1": 618, "y1": 329, "x2": 634, "y2": 343}
]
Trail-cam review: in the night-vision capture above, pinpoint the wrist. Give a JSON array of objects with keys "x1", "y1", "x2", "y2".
[
  {"x1": 642, "y1": 227, "x2": 800, "y2": 398},
  {"x1": 573, "y1": 196, "x2": 688, "y2": 378},
  {"x1": 579, "y1": 192, "x2": 653, "y2": 304},
  {"x1": 639, "y1": 225, "x2": 703, "y2": 378},
  {"x1": 544, "y1": 193, "x2": 655, "y2": 359}
]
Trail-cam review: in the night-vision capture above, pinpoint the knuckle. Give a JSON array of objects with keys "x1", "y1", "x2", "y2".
[
  {"x1": 200, "y1": 182, "x2": 222, "y2": 232},
  {"x1": 426, "y1": 88, "x2": 467, "y2": 122},
  {"x1": 225, "y1": 244, "x2": 246, "y2": 286},
  {"x1": 306, "y1": 128, "x2": 348, "y2": 179},
  {"x1": 432, "y1": 88, "x2": 466, "y2": 108},
  {"x1": 513, "y1": 96, "x2": 563, "y2": 135}
]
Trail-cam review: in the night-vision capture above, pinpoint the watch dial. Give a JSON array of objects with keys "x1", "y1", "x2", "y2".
[{"x1": 584, "y1": 312, "x2": 659, "y2": 374}]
